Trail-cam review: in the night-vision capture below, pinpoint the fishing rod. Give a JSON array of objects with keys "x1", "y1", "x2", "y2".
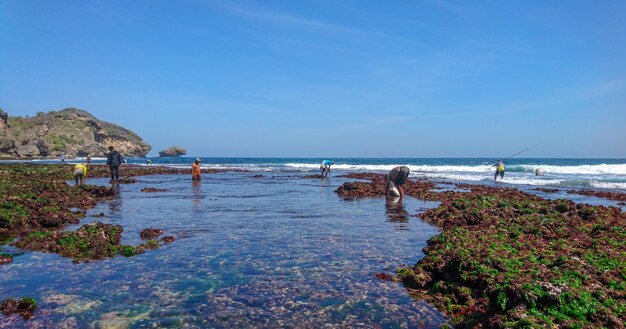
[{"x1": 502, "y1": 143, "x2": 541, "y2": 161}]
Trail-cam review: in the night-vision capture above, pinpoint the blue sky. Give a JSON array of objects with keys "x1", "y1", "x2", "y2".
[{"x1": 1, "y1": 0, "x2": 625, "y2": 158}]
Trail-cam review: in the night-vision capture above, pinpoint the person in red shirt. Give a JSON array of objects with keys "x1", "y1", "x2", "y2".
[{"x1": 191, "y1": 158, "x2": 202, "y2": 180}]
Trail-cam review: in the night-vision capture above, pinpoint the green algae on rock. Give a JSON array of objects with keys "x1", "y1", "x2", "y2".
[
  {"x1": 337, "y1": 176, "x2": 626, "y2": 328},
  {"x1": 14, "y1": 222, "x2": 141, "y2": 262},
  {"x1": 14, "y1": 222, "x2": 176, "y2": 262},
  {"x1": 397, "y1": 185, "x2": 626, "y2": 328},
  {"x1": 0, "y1": 297, "x2": 37, "y2": 319},
  {"x1": 0, "y1": 164, "x2": 115, "y2": 234}
]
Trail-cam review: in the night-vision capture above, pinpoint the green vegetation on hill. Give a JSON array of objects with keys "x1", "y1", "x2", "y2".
[{"x1": 0, "y1": 108, "x2": 151, "y2": 157}]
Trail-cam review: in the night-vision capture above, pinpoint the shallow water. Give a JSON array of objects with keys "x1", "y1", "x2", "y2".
[{"x1": 2, "y1": 173, "x2": 448, "y2": 328}]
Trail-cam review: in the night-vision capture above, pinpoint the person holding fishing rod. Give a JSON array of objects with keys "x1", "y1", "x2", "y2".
[
  {"x1": 492, "y1": 143, "x2": 540, "y2": 181},
  {"x1": 493, "y1": 160, "x2": 505, "y2": 180}
]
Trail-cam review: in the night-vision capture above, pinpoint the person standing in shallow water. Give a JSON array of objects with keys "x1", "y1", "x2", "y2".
[
  {"x1": 385, "y1": 166, "x2": 410, "y2": 203},
  {"x1": 106, "y1": 146, "x2": 124, "y2": 182},
  {"x1": 320, "y1": 160, "x2": 334, "y2": 177},
  {"x1": 73, "y1": 163, "x2": 87, "y2": 186},
  {"x1": 191, "y1": 158, "x2": 202, "y2": 181},
  {"x1": 493, "y1": 160, "x2": 505, "y2": 180}
]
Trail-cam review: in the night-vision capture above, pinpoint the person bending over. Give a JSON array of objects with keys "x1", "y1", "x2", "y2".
[
  {"x1": 320, "y1": 160, "x2": 334, "y2": 177},
  {"x1": 74, "y1": 163, "x2": 87, "y2": 185},
  {"x1": 385, "y1": 166, "x2": 410, "y2": 202}
]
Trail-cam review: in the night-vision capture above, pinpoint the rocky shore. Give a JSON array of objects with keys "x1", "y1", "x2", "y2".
[
  {"x1": 336, "y1": 174, "x2": 626, "y2": 328},
  {"x1": 2, "y1": 164, "x2": 624, "y2": 327},
  {"x1": 0, "y1": 163, "x2": 188, "y2": 317}
]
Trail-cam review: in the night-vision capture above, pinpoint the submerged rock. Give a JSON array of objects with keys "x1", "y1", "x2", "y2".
[
  {"x1": 140, "y1": 187, "x2": 168, "y2": 193},
  {"x1": 139, "y1": 228, "x2": 163, "y2": 240},
  {"x1": 14, "y1": 222, "x2": 152, "y2": 262},
  {"x1": 160, "y1": 236, "x2": 176, "y2": 243},
  {"x1": 567, "y1": 189, "x2": 626, "y2": 202},
  {"x1": 0, "y1": 254, "x2": 13, "y2": 264},
  {"x1": 0, "y1": 297, "x2": 37, "y2": 319}
]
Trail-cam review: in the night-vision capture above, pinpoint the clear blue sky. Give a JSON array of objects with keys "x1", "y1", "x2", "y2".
[{"x1": 1, "y1": 0, "x2": 625, "y2": 158}]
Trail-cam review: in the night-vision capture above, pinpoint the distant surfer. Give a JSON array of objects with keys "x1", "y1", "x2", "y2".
[
  {"x1": 385, "y1": 166, "x2": 410, "y2": 202},
  {"x1": 191, "y1": 158, "x2": 202, "y2": 181},
  {"x1": 493, "y1": 160, "x2": 505, "y2": 180},
  {"x1": 320, "y1": 160, "x2": 334, "y2": 177},
  {"x1": 535, "y1": 167, "x2": 544, "y2": 176}
]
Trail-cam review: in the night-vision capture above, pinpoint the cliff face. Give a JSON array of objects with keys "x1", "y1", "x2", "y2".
[{"x1": 0, "y1": 108, "x2": 151, "y2": 157}]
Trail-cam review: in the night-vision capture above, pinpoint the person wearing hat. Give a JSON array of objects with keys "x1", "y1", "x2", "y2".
[
  {"x1": 492, "y1": 160, "x2": 505, "y2": 180},
  {"x1": 191, "y1": 158, "x2": 202, "y2": 180},
  {"x1": 320, "y1": 159, "x2": 335, "y2": 177}
]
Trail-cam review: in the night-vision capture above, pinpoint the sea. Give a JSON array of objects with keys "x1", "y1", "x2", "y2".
[
  {"x1": 15, "y1": 157, "x2": 626, "y2": 190},
  {"x1": 1, "y1": 158, "x2": 624, "y2": 328}
]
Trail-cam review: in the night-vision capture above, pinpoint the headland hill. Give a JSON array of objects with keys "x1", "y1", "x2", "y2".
[{"x1": 0, "y1": 108, "x2": 150, "y2": 159}]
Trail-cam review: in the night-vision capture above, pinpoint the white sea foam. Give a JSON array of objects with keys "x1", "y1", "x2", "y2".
[
  {"x1": 589, "y1": 181, "x2": 626, "y2": 189},
  {"x1": 284, "y1": 162, "x2": 626, "y2": 176},
  {"x1": 513, "y1": 164, "x2": 626, "y2": 175},
  {"x1": 285, "y1": 163, "x2": 493, "y2": 173},
  {"x1": 420, "y1": 172, "x2": 564, "y2": 186}
]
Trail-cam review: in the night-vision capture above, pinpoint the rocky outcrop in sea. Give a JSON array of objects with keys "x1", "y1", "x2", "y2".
[{"x1": 159, "y1": 146, "x2": 186, "y2": 157}]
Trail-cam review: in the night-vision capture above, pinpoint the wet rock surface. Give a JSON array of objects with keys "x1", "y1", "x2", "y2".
[
  {"x1": 338, "y1": 175, "x2": 626, "y2": 328},
  {"x1": 301, "y1": 174, "x2": 325, "y2": 179},
  {"x1": 140, "y1": 228, "x2": 163, "y2": 240},
  {"x1": 0, "y1": 298, "x2": 37, "y2": 319},
  {"x1": 533, "y1": 187, "x2": 560, "y2": 193},
  {"x1": 0, "y1": 164, "x2": 185, "y2": 267},
  {"x1": 14, "y1": 222, "x2": 140, "y2": 262},
  {"x1": 140, "y1": 187, "x2": 168, "y2": 193},
  {"x1": 0, "y1": 254, "x2": 13, "y2": 264},
  {"x1": 0, "y1": 164, "x2": 115, "y2": 235},
  {"x1": 568, "y1": 189, "x2": 626, "y2": 202}
]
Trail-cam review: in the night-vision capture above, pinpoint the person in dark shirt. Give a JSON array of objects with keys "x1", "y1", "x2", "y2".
[
  {"x1": 106, "y1": 146, "x2": 124, "y2": 182},
  {"x1": 385, "y1": 166, "x2": 410, "y2": 202}
]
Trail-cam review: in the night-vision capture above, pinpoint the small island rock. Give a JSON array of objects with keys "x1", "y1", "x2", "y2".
[{"x1": 159, "y1": 146, "x2": 186, "y2": 157}]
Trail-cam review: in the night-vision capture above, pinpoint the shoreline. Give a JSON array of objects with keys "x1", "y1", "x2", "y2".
[{"x1": 1, "y1": 164, "x2": 624, "y2": 327}]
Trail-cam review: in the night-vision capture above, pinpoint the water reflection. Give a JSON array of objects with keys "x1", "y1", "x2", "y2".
[
  {"x1": 1, "y1": 173, "x2": 447, "y2": 328},
  {"x1": 192, "y1": 180, "x2": 202, "y2": 212},
  {"x1": 107, "y1": 183, "x2": 122, "y2": 214},
  {"x1": 385, "y1": 197, "x2": 409, "y2": 230}
]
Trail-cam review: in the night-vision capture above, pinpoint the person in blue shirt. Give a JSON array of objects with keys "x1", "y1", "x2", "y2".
[{"x1": 320, "y1": 160, "x2": 335, "y2": 177}]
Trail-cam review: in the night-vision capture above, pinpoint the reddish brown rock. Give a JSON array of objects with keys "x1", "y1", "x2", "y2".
[
  {"x1": 567, "y1": 189, "x2": 626, "y2": 202},
  {"x1": 140, "y1": 187, "x2": 168, "y2": 193},
  {"x1": 140, "y1": 228, "x2": 163, "y2": 240},
  {"x1": 0, "y1": 298, "x2": 37, "y2": 319},
  {"x1": 160, "y1": 236, "x2": 176, "y2": 243},
  {"x1": 0, "y1": 255, "x2": 13, "y2": 265}
]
